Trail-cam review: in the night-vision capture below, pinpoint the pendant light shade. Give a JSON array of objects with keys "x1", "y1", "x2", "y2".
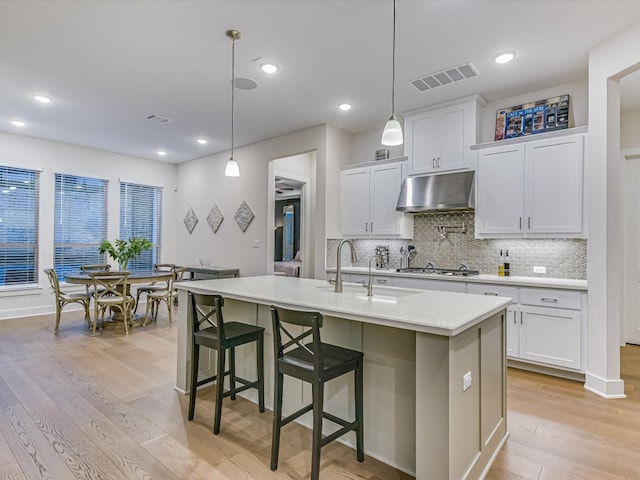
[
  {"x1": 224, "y1": 157, "x2": 239, "y2": 177},
  {"x1": 382, "y1": 115, "x2": 403, "y2": 146},
  {"x1": 225, "y1": 29, "x2": 241, "y2": 177},
  {"x1": 381, "y1": 0, "x2": 403, "y2": 146}
]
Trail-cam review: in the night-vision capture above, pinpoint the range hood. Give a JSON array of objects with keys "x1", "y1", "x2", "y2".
[{"x1": 396, "y1": 170, "x2": 475, "y2": 213}]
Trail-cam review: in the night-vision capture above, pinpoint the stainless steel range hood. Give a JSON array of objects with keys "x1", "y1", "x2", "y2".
[{"x1": 396, "y1": 170, "x2": 475, "y2": 213}]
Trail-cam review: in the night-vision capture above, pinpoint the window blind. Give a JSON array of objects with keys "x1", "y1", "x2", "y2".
[
  {"x1": 0, "y1": 166, "x2": 39, "y2": 286},
  {"x1": 54, "y1": 174, "x2": 108, "y2": 278},
  {"x1": 120, "y1": 181, "x2": 162, "y2": 270}
]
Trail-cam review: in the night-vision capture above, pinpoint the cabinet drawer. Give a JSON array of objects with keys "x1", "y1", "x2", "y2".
[
  {"x1": 519, "y1": 288, "x2": 581, "y2": 310},
  {"x1": 466, "y1": 283, "x2": 518, "y2": 301}
]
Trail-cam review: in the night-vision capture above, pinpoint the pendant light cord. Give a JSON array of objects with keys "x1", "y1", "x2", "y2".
[
  {"x1": 230, "y1": 33, "x2": 236, "y2": 158},
  {"x1": 391, "y1": 0, "x2": 397, "y2": 117}
]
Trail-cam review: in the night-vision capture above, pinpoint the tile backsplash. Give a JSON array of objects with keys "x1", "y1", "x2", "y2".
[{"x1": 327, "y1": 211, "x2": 586, "y2": 279}]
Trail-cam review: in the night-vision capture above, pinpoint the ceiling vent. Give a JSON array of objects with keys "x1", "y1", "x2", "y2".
[
  {"x1": 145, "y1": 114, "x2": 172, "y2": 124},
  {"x1": 410, "y1": 63, "x2": 479, "y2": 92}
]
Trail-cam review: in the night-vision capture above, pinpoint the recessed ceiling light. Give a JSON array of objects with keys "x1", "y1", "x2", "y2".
[
  {"x1": 157, "y1": 150, "x2": 167, "y2": 156},
  {"x1": 338, "y1": 103, "x2": 352, "y2": 111},
  {"x1": 261, "y1": 62, "x2": 278, "y2": 74},
  {"x1": 33, "y1": 95, "x2": 51, "y2": 103},
  {"x1": 494, "y1": 51, "x2": 517, "y2": 64},
  {"x1": 197, "y1": 138, "x2": 208, "y2": 145},
  {"x1": 10, "y1": 120, "x2": 25, "y2": 127}
]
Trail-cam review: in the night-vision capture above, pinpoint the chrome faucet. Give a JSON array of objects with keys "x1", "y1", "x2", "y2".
[
  {"x1": 335, "y1": 239, "x2": 357, "y2": 292},
  {"x1": 365, "y1": 255, "x2": 376, "y2": 296}
]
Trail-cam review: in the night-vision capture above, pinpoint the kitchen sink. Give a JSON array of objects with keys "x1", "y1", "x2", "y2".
[{"x1": 317, "y1": 283, "x2": 419, "y2": 299}]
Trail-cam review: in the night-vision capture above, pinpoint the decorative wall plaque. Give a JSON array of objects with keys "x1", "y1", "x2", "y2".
[
  {"x1": 183, "y1": 207, "x2": 198, "y2": 234},
  {"x1": 234, "y1": 201, "x2": 254, "y2": 232},
  {"x1": 207, "y1": 204, "x2": 224, "y2": 233}
]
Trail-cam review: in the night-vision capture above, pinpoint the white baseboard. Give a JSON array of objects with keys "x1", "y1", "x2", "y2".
[{"x1": 584, "y1": 371, "x2": 626, "y2": 399}]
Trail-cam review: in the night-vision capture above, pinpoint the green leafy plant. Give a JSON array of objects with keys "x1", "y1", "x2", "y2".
[{"x1": 99, "y1": 237, "x2": 152, "y2": 270}]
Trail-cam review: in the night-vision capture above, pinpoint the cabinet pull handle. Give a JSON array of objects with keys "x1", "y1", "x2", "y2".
[
  {"x1": 376, "y1": 278, "x2": 388, "y2": 284},
  {"x1": 520, "y1": 313, "x2": 523, "y2": 325},
  {"x1": 371, "y1": 222, "x2": 373, "y2": 232},
  {"x1": 519, "y1": 217, "x2": 522, "y2": 229},
  {"x1": 437, "y1": 157, "x2": 441, "y2": 168},
  {"x1": 528, "y1": 216, "x2": 531, "y2": 229},
  {"x1": 484, "y1": 292, "x2": 499, "y2": 296},
  {"x1": 513, "y1": 312, "x2": 517, "y2": 324},
  {"x1": 432, "y1": 158, "x2": 436, "y2": 169},
  {"x1": 541, "y1": 297, "x2": 558, "y2": 303},
  {"x1": 365, "y1": 222, "x2": 368, "y2": 232}
]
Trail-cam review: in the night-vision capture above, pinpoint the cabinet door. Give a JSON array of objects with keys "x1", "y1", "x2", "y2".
[
  {"x1": 405, "y1": 111, "x2": 438, "y2": 173},
  {"x1": 437, "y1": 103, "x2": 467, "y2": 172},
  {"x1": 519, "y1": 306, "x2": 582, "y2": 370},
  {"x1": 475, "y1": 145, "x2": 526, "y2": 236},
  {"x1": 370, "y1": 163, "x2": 403, "y2": 235},
  {"x1": 506, "y1": 307, "x2": 519, "y2": 358},
  {"x1": 525, "y1": 135, "x2": 584, "y2": 235},
  {"x1": 341, "y1": 167, "x2": 370, "y2": 235}
]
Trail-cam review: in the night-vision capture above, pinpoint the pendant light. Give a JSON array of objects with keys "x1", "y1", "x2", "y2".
[
  {"x1": 381, "y1": 0, "x2": 403, "y2": 146},
  {"x1": 224, "y1": 29, "x2": 241, "y2": 177}
]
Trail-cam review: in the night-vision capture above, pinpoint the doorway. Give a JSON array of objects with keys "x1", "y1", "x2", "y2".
[
  {"x1": 267, "y1": 152, "x2": 315, "y2": 278},
  {"x1": 623, "y1": 149, "x2": 640, "y2": 344}
]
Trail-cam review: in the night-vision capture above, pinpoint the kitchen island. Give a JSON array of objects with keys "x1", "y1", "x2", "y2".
[{"x1": 175, "y1": 275, "x2": 511, "y2": 480}]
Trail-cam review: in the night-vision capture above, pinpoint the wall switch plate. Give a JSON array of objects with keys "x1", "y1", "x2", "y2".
[
  {"x1": 463, "y1": 371, "x2": 472, "y2": 391},
  {"x1": 533, "y1": 266, "x2": 546, "y2": 274},
  {"x1": 253, "y1": 240, "x2": 260, "y2": 248}
]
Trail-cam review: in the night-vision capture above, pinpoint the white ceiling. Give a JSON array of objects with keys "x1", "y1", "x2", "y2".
[{"x1": 2, "y1": 0, "x2": 640, "y2": 164}]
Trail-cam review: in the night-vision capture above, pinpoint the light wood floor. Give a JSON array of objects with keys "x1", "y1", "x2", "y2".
[{"x1": 1, "y1": 310, "x2": 639, "y2": 480}]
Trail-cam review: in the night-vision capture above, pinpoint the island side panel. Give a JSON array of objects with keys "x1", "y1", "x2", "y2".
[
  {"x1": 415, "y1": 310, "x2": 507, "y2": 480},
  {"x1": 415, "y1": 331, "x2": 451, "y2": 479}
]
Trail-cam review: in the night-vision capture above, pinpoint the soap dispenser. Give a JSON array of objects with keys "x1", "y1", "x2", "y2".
[
  {"x1": 498, "y1": 250, "x2": 504, "y2": 277},
  {"x1": 504, "y1": 250, "x2": 510, "y2": 277}
]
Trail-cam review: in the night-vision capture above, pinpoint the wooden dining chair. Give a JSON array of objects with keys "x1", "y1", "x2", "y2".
[
  {"x1": 134, "y1": 263, "x2": 176, "y2": 313},
  {"x1": 143, "y1": 270, "x2": 176, "y2": 326},
  {"x1": 88, "y1": 271, "x2": 134, "y2": 335},
  {"x1": 44, "y1": 268, "x2": 92, "y2": 334},
  {"x1": 80, "y1": 263, "x2": 111, "y2": 298}
]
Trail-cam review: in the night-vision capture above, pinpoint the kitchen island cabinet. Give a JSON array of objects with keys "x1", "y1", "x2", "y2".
[{"x1": 175, "y1": 276, "x2": 510, "y2": 480}]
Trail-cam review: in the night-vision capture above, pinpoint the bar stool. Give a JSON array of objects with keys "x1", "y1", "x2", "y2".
[
  {"x1": 270, "y1": 305, "x2": 364, "y2": 480},
  {"x1": 188, "y1": 292, "x2": 265, "y2": 434}
]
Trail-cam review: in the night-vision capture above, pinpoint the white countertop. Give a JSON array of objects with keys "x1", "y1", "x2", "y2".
[
  {"x1": 327, "y1": 266, "x2": 587, "y2": 291},
  {"x1": 176, "y1": 275, "x2": 511, "y2": 336}
]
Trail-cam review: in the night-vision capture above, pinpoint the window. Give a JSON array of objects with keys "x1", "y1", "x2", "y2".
[
  {"x1": 0, "y1": 166, "x2": 39, "y2": 286},
  {"x1": 54, "y1": 174, "x2": 108, "y2": 278},
  {"x1": 120, "y1": 182, "x2": 162, "y2": 270}
]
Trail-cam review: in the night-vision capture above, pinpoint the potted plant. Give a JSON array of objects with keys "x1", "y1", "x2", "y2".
[{"x1": 99, "y1": 237, "x2": 152, "y2": 270}]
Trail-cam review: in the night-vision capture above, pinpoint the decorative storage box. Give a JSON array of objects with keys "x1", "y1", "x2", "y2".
[{"x1": 495, "y1": 94, "x2": 569, "y2": 141}]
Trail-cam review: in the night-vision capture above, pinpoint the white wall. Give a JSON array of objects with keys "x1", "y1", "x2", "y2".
[
  {"x1": 0, "y1": 132, "x2": 177, "y2": 320},
  {"x1": 175, "y1": 124, "x2": 351, "y2": 280},
  {"x1": 350, "y1": 126, "x2": 405, "y2": 166},
  {"x1": 586, "y1": 19, "x2": 640, "y2": 398},
  {"x1": 621, "y1": 109, "x2": 640, "y2": 148}
]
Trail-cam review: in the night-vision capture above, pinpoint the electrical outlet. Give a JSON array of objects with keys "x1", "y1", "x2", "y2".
[
  {"x1": 253, "y1": 240, "x2": 260, "y2": 248},
  {"x1": 533, "y1": 266, "x2": 546, "y2": 274},
  {"x1": 463, "y1": 371, "x2": 472, "y2": 391}
]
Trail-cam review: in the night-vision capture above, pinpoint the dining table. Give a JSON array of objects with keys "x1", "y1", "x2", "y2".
[{"x1": 64, "y1": 269, "x2": 175, "y2": 325}]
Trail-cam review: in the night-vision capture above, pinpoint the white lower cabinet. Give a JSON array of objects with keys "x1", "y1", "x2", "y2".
[
  {"x1": 518, "y1": 305, "x2": 582, "y2": 370},
  {"x1": 468, "y1": 283, "x2": 584, "y2": 372}
]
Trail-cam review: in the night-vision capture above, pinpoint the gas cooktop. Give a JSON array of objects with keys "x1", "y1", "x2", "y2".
[{"x1": 396, "y1": 265, "x2": 479, "y2": 276}]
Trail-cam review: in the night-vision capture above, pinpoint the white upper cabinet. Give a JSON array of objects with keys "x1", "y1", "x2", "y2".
[
  {"x1": 474, "y1": 129, "x2": 586, "y2": 238},
  {"x1": 404, "y1": 95, "x2": 485, "y2": 175},
  {"x1": 340, "y1": 159, "x2": 413, "y2": 238}
]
